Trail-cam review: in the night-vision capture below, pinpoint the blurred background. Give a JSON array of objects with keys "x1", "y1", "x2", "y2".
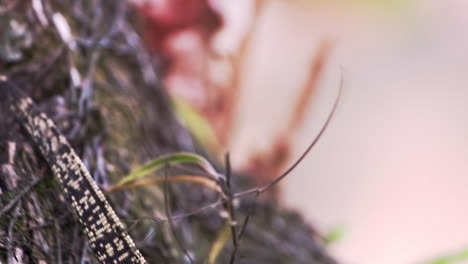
[{"x1": 137, "y1": 0, "x2": 468, "y2": 263}]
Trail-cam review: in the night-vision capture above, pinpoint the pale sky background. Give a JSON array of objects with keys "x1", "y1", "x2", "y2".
[{"x1": 224, "y1": 1, "x2": 468, "y2": 263}]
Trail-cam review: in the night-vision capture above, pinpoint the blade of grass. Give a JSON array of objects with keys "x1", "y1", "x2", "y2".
[
  {"x1": 173, "y1": 96, "x2": 221, "y2": 153},
  {"x1": 208, "y1": 223, "x2": 231, "y2": 264},
  {"x1": 116, "y1": 152, "x2": 219, "y2": 186},
  {"x1": 107, "y1": 175, "x2": 222, "y2": 194}
]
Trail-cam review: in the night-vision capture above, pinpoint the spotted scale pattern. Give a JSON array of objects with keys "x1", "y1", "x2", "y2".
[{"x1": 1, "y1": 81, "x2": 148, "y2": 264}]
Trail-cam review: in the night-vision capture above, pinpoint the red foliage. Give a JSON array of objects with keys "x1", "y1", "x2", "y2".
[{"x1": 136, "y1": 0, "x2": 222, "y2": 54}]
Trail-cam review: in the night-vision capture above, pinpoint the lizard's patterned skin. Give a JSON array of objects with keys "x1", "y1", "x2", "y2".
[{"x1": 0, "y1": 81, "x2": 148, "y2": 264}]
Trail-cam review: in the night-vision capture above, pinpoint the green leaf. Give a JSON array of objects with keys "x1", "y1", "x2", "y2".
[
  {"x1": 172, "y1": 96, "x2": 220, "y2": 153},
  {"x1": 118, "y1": 152, "x2": 219, "y2": 186},
  {"x1": 324, "y1": 225, "x2": 346, "y2": 245},
  {"x1": 208, "y1": 223, "x2": 230, "y2": 264}
]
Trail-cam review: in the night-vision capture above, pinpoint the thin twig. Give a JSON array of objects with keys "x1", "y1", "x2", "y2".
[
  {"x1": 228, "y1": 193, "x2": 260, "y2": 264},
  {"x1": 220, "y1": 154, "x2": 239, "y2": 264},
  {"x1": 235, "y1": 75, "x2": 343, "y2": 198},
  {"x1": 226, "y1": 203, "x2": 239, "y2": 264},
  {"x1": 170, "y1": 199, "x2": 222, "y2": 221},
  {"x1": 126, "y1": 199, "x2": 222, "y2": 232},
  {"x1": 225, "y1": 152, "x2": 232, "y2": 189}
]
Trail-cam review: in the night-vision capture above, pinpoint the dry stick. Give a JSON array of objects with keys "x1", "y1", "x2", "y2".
[
  {"x1": 228, "y1": 202, "x2": 239, "y2": 264},
  {"x1": 225, "y1": 153, "x2": 232, "y2": 189},
  {"x1": 229, "y1": 194, "x2": 259, "y2": 264},
  {"x1": 235, "y1": 75, "x2": 343, "y2": 198},
  {"x1": 221, "y1": 154, "x2": 241, "y2": 264},
  {"x1": 170, "y1": 199, "x2": 222, "y2": 221},
  {"x1": 163, "y1": 168, "x2": 194, "y2": 263}
]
